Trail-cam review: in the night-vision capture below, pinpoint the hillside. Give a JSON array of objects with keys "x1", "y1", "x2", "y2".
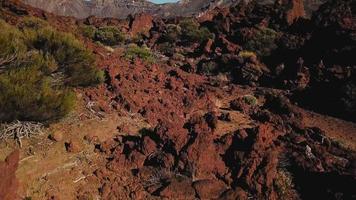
[
  {"x1": 21, "y1": 0, "x2": 328, "y2": 19},
  {"x1": 0, "y1": 0, "x2": 355, "y2": 199}
]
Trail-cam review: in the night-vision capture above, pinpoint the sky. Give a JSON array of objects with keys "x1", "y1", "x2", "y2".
[{"x1": 149, "y1": 0, "x2": 179, "y2": 4}]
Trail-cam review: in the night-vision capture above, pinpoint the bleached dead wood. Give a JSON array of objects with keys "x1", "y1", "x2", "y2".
[
  {"x1": 0, "y1": 53, "x2": 17, "y2": 72},
  {"x1": 85, "y1": 101, "x2": 105, "y2": 119},
  {"x1": 0, "y1": 120, "x2": 44, "y2": 147}
]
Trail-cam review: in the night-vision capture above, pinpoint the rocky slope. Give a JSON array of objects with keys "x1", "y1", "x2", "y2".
[
  {"x1": 21, "y1": 0, "x2": 327, "y2": 19},
  {"x1": 21, "y1": 0, "x2": 224, "y2": 19},
  {"x1": 0, "y1": 0, "x2": 355, "y2": 199}
]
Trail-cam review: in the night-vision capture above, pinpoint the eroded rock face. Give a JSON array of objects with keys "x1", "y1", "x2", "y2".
[
  {"x1": 0, "y1": 150, "x2": 20, "y2": 200},
  {"x1": 21, "y1": 0, "x2": 240, "y2": 19},
  {"x1": 88, "y1": 50, "x2": 356, "y2": 199},
  {"x1": 280, "y1": 0, "x2": 306, "y2": 25},
  {"x1": 129, "y1": 13, "x2": 154, "y2": 37}
]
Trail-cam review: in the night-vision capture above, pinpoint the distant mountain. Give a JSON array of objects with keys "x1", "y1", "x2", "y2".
[
  {"x1": 21, "y1": 0, "x2": 327, "y2": 19},
  {"x1": 21, "y1": 0, "x2": 245, "y2": 19}
]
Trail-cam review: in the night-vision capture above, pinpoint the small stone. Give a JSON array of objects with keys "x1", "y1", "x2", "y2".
[
  {"x1": 65, "y1": 140, "x2": 81, "y2": 153},
  {"x1": 193, "y1": 179, "x2": 226, "y2": 199},
  {"x1": 160, "y1": 177, "x2": 195, "y2": 199},
  {"x1": 83, "y1": 134, "x2": 99, "y2": 143},
  {"x1": 48, "y1": 132, "x2": 63, "y2": 142}
]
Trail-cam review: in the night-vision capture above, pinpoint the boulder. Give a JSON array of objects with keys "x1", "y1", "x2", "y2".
[
  {"x1": 0, "y1": 150, "x2": 20, "y2": 200},
  {"x1": 193, "y1": 179, "x2": 226, "y2": 199},
  {"x1": 129, "y1": 13, "x2": 153, "y2": 38},
  {"x1": 49, "y1": 131, "x2": 63, "y2": 142}
]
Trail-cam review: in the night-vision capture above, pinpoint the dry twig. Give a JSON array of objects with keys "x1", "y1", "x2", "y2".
[{"x1": 0, "y1": 120, "x2": 44, "y2": 147}]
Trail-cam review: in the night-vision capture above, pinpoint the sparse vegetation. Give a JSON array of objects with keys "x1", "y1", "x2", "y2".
[
  {"x1": 124, "y1": 44, "x2": 155, "y2": 63},
  {"x1": 80, "y1": 25, "x2": 126, "y2": 46},
  {"x1": 163, "y1": 24, "x2": 182, "y2": 43},
  {"x1": 0, "y1": 20, "x2": 27, "y2": 67},
  {"x1": 274, "y1": 169, "x2": 299, "y2": 200},
  {"x1": 158, "y1": 42, "x2": 175, "y2": 56},
  {"x1": 179, "y1": 18, "x2": 213, "y2": 44},
  {"x1": 238, "y1": 51, "x2": 257, "y2": 59},
  {"x1": 94, "y1": 26, "x2": 125, "y2": 46},
  {"x1": 0, "y1": 18, "x2": 103, "y2": 122},
  {"x1": 80, "y1": 25, "x2": 97, "y2": 40},
  {"x1": 244, "y1": 27, "x2": 279, "y2": 57},
  {"x1": 198, "y1": 60, "x2": 218, "y2": 75},
  {"x1": 242, "y1": 95, "x2": 258, "y2": 106},
  {"x1": 0, "y1": 65, "x2": 76, "y2": 122},
  {"x1": 24, "y1": 26, "x2": 104, "y2": 86},
  {"x1": 19, "y1": 16, "x2": 49, "y2": 30}
]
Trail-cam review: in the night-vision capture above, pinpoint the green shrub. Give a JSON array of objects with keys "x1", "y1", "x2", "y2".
[
  {"x1": 163, "y1": 24, "x2": 182, "y2": 43},
  {"x1": 244, "y1": 27, "x2": 279, "y2": 57},
  {"x1": 80, "y1": 25, "x2": 97, "y2": 40},
  {"x1": 158, "y1": 42, "x2": 175, "y2": 56},
  {"x1": 238, "y1": 51, "x2": 257, "y2": 59},
  {"x1": 124, "y1": 44, "x2": 155, "y2": 63},
  {"x1": 0, "y1": 65, "x2": 75, "y2": 122},
  {"x1": 198, "y1": 60, "x2": 218, "y2": 75},
  {"x1": 131, "y1": 32, "x2": 146, "y2": 44},
  {"x1": 242, "y1": 95, "x2": 258, "y2": 106},
  {"x1": 19, "y1": 16, "x2": 49, "y2": 30},
  {"x1": 24, "y1": 27, "x2": 103, "y2": 86},
  {"x1": 95, "y1": 26, "x2": 125, "y2": 46},
  {"x1": 179, "y1": 19, "x2": 213, "y2": 44},
  {"x1": 274, "y1": 170, "x2": 299, "y2": 200},
  {"x1": 0, "y1": 20, "x2": 27, "y2": 65},
  {"x1": 0, "y1": 18, "x2": 103, "y2": 122}
]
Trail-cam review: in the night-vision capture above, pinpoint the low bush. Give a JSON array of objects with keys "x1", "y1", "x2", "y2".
[
  {"x1": 80, "y1": 25, "x2": 97, "y2": 40},
  {"x1": 274, "y1": 170, "x2": 299, "y2": 200},
  {"x1": 18, "y1": 16, "x2": 49, "y2": 30},
  {"x1": 0, "y1": 20, "x2": 27, "y2": 66},
  {"x1": 24, "y1": 27, "x2": 104, "y2": 86},
  {"x1": 158, "y1": 42, "x2": 175, "y2": 56},
  {"x1": 198, "y1": 60, "x2": 218, "y2": 75},
  {"x1": 0, "y1": 65, "x2": 75, "y2": 122},
  {"x1": 179, "y1": 19, "x2": 214, "y2": 44},
  {"x1": 244, "y1": 27, "x2": 279, "y2": 57},
  {"x1": 95, "y1": 26, "x2": 125, "y2": 46},
  {"x1": 163, "y1": 24, "x2": 182, "y2": 43},
  {"x1": 22, "y1": 51, "x2": 58, "y2": 75},
  {"x1": 238, "y1": 51, "x2": 257, "y2": 59},
  {"x1": 0, "y1": 18, "x2": 103, "y2": 122},
  {"x1": 124, "y1": 44, "x2": 155, "y2": 63},
  {"x1": 242, "y1": 95, "x2": 258, "y2": 106}
]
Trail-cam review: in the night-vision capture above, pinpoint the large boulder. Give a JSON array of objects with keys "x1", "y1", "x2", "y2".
[
  {"x1": 128, "y1": 13, "x2": 154, "y2": 38},
  {"x1": 0, "y1": 150, "x2": 20, "y2": 200}
]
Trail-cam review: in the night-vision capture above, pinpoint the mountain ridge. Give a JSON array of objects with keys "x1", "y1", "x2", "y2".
[{"x1": 22, "y1": 0, "x2": 327, "y2": 19}]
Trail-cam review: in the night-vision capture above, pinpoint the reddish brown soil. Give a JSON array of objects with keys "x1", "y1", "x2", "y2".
[
  {"x1": 86, "y1": 53, "x2": 356, "y2": 199},
  {"x1": 0, "y1": 0, "x2": 355, "y2": 199}
]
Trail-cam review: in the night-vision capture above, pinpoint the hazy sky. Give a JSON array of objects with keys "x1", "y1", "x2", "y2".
[{"x1": 149, "y1": 0, "x2": 179, "y2": 4}]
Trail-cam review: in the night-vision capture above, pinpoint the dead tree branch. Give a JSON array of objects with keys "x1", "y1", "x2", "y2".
[{"x1": 0, "y1": 120, "x2": 44, "y2": 147}]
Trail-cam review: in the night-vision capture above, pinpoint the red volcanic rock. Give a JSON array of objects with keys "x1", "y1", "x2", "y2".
[
  {"x1": 185, "y1": 117, "x2": 227, "y2": 180},
  {"x1": 155, "y1": 120, "x2": 189, "y2": 153},
  {"x1": 142, "y1": 136, "x2": 157, "y2": 155},
  {"x1": 279, "y1": 0, "x2": 306, "y2": 25},
  {"x1": 65, "y1": 140, "x2": 82, "y2": 153},
  {"x1": 218, "y1": 35, "x2": 241, "y2": 53},
  {"x1": 193, "y1": 179, "x2": 226, "y2": 199},
  {"x1": 83, "y1": 16, "x2": 127, "y2": 30},
  {"x1": 219, "y1": 187, "x2": 248, "y2": 200},
  {"x1": 204, "y1": 38, "x2": 214, "y2": 54},
  {"x1": 0, "y1": 150, "x2": 20, "y2": 200},
  {"x1": 160, "y1": 177, "x2": 195, "y2": 199},
  {"x1": 49, "y1": 131, "x2": 63, "y2": 142},
  {"x1": 129, "y1": 13, "x2": 154, "y2": 37}
]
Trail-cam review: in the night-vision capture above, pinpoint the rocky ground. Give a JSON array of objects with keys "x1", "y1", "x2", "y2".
[{"x1": 0, "y1": 0, "x2": 355, "y2": 199}]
